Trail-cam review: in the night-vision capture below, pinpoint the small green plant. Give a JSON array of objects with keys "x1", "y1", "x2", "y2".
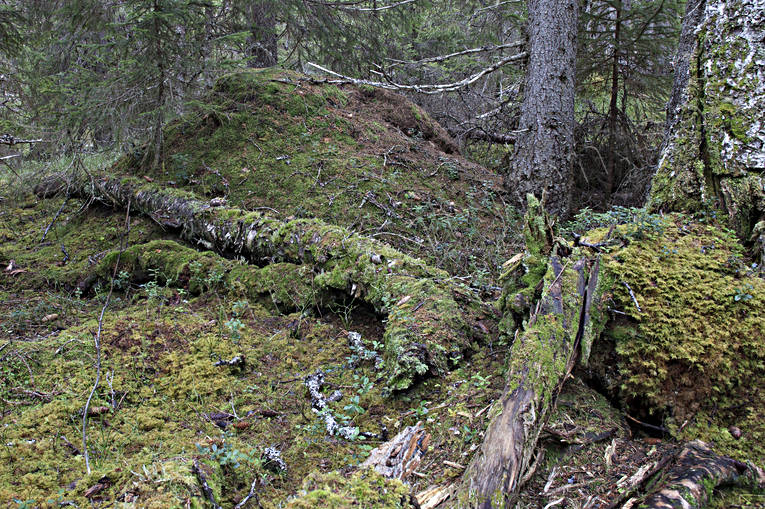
[
  {"x1": 410, "y1": 400, "x2": 429, "y2": 418},
  {"x1": 196, "y1": 441, "x2": 256, "y2": 470},
  {"x1": 231, "y1": 299, "x2": 249, "y2": 316},
  {"x1": 734, "y1": 284, "x2": 754, "y2": 303},
  {"x1": 224, "y1": 317, "x2": 245, "y2": 342},
  {"x1": 354, "y1": 374, "x2": 374, "y2": 395},
  {"x1": 461, "y1": 424, "x2": 479, "y2": 444},
  {"x1": 343, "y1": 394, "x2": 365, "y2": 416},
  {"x1": 114, "y1": 270, "x2": 131, "y2": 290},
  {"x1": 471, "y1": 372, "x2": 491, "y2": 390}
]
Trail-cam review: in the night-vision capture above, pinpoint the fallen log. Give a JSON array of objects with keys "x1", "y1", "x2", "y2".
[
  {"x1": 457, "y1": 229, "x2": 607, "y2": 506},
  {"x1": 35, "y1": 171, "x2": 493, "y2": 390},
  {"x1": 639, "y1": 440, "x2": 765, "y2": 509}
]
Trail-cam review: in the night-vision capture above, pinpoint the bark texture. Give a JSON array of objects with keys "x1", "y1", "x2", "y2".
[
  {"x1": 246, "y1": 1, "x2": 278, "y2": 68},
  {"x1": 649, "y1": 0, "x2": 765, "y2": 256},
  {"x1": 35, "y1": 172, "x2": 493, "y2": 390},
  {"x1": 505, "y1": 0, "x2": 578, "y2": 219},
  {"x1": 641, "y1": 440, "x2": 764, "y2": 508},
  {"x1": 458, "y1": 247, "x2": 606, "y2": 507}
]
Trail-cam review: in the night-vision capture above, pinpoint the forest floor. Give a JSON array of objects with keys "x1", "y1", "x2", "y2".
[{"x1": 1, "y1": 70, "x2": 762, "y2": 508}]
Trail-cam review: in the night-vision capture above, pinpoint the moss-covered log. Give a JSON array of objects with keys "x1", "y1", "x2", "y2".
[
  {"x1": 648, "y1": 0, "x2": 765, "y2": 259},
  {"x1": 35, "y1": 171, "x2": 493, "y2": 390},
  {"x1": 457, "y1": 247, "x2": 606, "y2": 507}
]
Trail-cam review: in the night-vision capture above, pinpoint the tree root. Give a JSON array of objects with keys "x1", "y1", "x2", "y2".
[{"x1": 35, "y1": 171, "x2": 494, "y2": 390}]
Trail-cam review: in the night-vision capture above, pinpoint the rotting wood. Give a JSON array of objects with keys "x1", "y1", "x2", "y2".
[
  {"x1": 458, "y1": 246, "x2": 607, "y2": 507},
  {"x1": 639, "y1": 440, "x2": 765, "y2": 509},
  {"x1": 35, "y1": 171, "x2": 494, "y2": 390},
  {"x1": 361, "y1": 421, "x2": 431, "y2": 480}
]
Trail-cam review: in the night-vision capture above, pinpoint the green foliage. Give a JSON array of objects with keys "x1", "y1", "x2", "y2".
[{"x1": 564, "y1": 205, "x2": 665, "y2": 239}]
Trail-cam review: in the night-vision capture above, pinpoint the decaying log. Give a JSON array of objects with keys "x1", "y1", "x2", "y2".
[
  {"x1": 458, "y1": 248, "x2": 605, "y2": 507},
  {"x1": 361, "y1": 422, "x2": 431, "y2": 480},
  {"x1": 35, "y1": 171, "x2": 494, "y2": 390},
  {"x1": 639, "y1": 440, "x2": 765, "y2": 509}
]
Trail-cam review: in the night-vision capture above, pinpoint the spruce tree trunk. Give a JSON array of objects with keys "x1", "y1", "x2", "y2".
[
  {"x1": 246, "y1": 1, "x2": 278, "y2": 68},
  {"x1": 504, "y1": 0, "x2": 578, "y2": 219},
  {"x1": 648, "y1": 0, "x2": 765, "y2": 257}
]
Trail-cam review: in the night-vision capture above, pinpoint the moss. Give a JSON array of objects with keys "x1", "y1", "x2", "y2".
[
  {"x1": 497, "y1": 194, "x2": 556, "y2": 335},
  {"x1": 110, "y1": 69, "x2": 515, "y2": 282},
  {"x1": 587, "y1": 214, "x2": 765, "y2": 462},
  {"x1": 286, "y1": 469, "x2": 414, "y2": 508}
]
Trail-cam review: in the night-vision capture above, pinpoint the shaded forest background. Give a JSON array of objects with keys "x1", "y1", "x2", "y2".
[{"x1": 0, "y1": 0, "x2": 683, "y2": 213}]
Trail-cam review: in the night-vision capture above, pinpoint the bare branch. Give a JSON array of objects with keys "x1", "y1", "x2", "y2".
[
  {"x1": 82, "y1": 200, "x2": 131, "y2": 474},
  {"x1": 305, "y1": 0, "x2": 417, "y2": 11},
  {"x1": 0, "y1": 134, "x2": 43, "y2": 145},
  {"x1": 307, "y1": 51, "x2": 527, "y2": 95},
  {"x1": 387, "y1": 41, "x2": 524, "y2": 67}
]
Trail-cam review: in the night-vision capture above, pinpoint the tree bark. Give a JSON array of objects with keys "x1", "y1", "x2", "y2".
[
  {"x1": 640, "y1": 441, "x2": 764, "y2": 509},
  {"x1": 504, "y1": 0, "x2": 578, "y2": 219},
  {"x1": 605, "y1": 0, "x2": 622, "y2": 203},
  {"x1": 649, "y1": 0, "x2": 765, "y2": 257},
  {"x1": 457, "y1": 245, "x2": 606, "y2": 507},
  {"x1": 246, "y1": 1, "x2": 278, "y2": 68},
  {"x1": 35, "y1": 171, "x2": 494, "y2": 391}
]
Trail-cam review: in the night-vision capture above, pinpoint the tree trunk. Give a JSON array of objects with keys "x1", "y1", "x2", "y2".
[
  {"x1": 605, "y1": 0, "x2": 622, "y2": 203},
  {"x1": 648, "y1": 0, "x2": 765, "y2": 258},
  {"x1": 246, "y1": 1, "x2": 277, "y2": 68},
  {"x1": 34, "y1": 171, "x2": 494, "y2": 391},
  {"x1": 504, "y1": 0, "x2": 578, "y2": 219}
]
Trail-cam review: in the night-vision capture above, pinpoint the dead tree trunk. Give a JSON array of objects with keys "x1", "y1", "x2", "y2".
[
  {"x1": 35, "y1": 171, "x2": 493, "y2": 391},
  {"x1": 457, "y1": 244, "x2": 606, "y2": 507},
  {"x1": 504, "y1": 0, "x2": 578, "y2": 219},
  {"x1": 648, "y1": 0, "x2": 765, "y2": 259}
]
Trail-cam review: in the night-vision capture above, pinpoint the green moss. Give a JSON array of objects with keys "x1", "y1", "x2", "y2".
[
  {"x1": 589, "y1": 214, "x2": 765, "y2": 462},
  {"x1": 286, "y1": 469, "x2": 413, "y2": 508},
  {"x1": 109, "y1": 69, "x2": 516, "y2": 283}
]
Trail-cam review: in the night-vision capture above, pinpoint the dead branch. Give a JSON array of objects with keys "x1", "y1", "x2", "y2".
[
  {"x1": 192, "y1": 459, "x2": 223, "y2": 509},
  {"x1": 0, "y1": 134, "x2": 43, "y2": 145},
  {"x1": 361, "y1": 422, "x2": 431, "y2": 479},
  {"x1": 305, "y1": 0, "x2": 416, "y2": 11},
  {"x1": 306, "y1": 51, "x2": 527, "y2": 95},
  {"x1": 639, "y1": 440, "x2": 765, "y2": 509},
  {"x1": 386, "y1": 41, "x2": 524, "y2": 67}
]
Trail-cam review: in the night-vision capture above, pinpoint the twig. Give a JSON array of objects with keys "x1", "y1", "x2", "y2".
[
  {"x1": 0, "y1": 134, "x2": 43, "y2": 145},
  {"x1": 625, "y1": 413, "x2": 669, "y2": 434},
  {"x1": 82, "y1": 200, "x2": 131, "y2": 474},
  {"x1": 234, "y1": 475, "x2": 261, "y2": 509},
  {"x1": 41, "y1": 196, "x2": 70, "y2": 244},
  {"x1": 622, "y1": 281, "x2": 642, "y2": 312},
  {"x1": 193, "y1": 459, "x2": 223, "y2": 509},
  {"x1": 60, "y1": 243, "x2": 69, "y2": 264}
]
